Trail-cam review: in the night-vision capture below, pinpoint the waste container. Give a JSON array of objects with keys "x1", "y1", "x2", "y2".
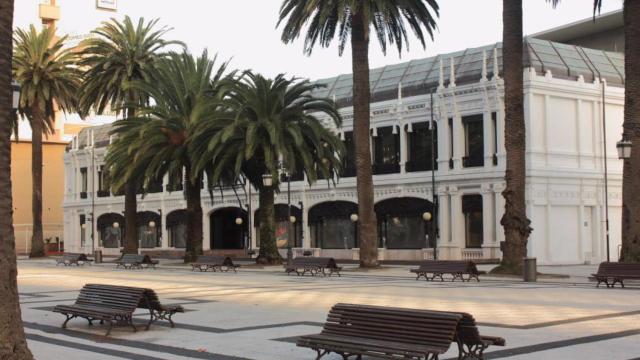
[
  {"x1": 94, "y1": 250, "x2": 103, "y2": 264},
  {"x1": 523, "y1": 257, "x2": 537, "y2": 282}
]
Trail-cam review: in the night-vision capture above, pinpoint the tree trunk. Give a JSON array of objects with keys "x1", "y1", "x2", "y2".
[
  {"x1": 257, "y1": 185, "x2": 281, "y2": 265},
  {"x1": 620, "y1": 0, "x2": 640, "y2": 262},
  {"x1": 123, "y1": 105, "x2": 138, "y2": 255},
  {"x1": 122, "y1": 182, "x2": 138, "y2": 254},
  {"x1": 351, "y1": 11, "x2": 378, "y2": 268},
  {"x1": 0, "y1": 0, "x2": 35, "y2": 357},
  {"x1": 184, "y1": 170, "x2": 203, "y2": 263},
  {"x1": 499, "y1": 0, "x2": 531, "y2": 272},
  {"x1": 29, "y1": 105, "x2": 45, "y2": 257}
]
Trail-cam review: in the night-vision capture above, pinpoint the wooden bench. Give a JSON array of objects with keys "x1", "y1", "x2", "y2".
[
  {"x1": 115, "y1": 254, "x2": 159, "y2": 269},
  {"x1": 191, "y1": 256, "x2": 240, "y2": 272},
  {"x1": 55, "y1": 253, "x2": 93, "y2": 266},
  {"x1": 285, "y1": 257, "x2": 342, "y2": 277},
  {"x1": 410, "y1": 260, "x2": 480, "y2": 282},
  {"x1": 455, "y1": 312, "x2": 506, "y2": 359},
  {"x1": 52, "y1": 284, "x2": 183, "y2": 335},
  {"x1": 52, "y1": 284, "x2": 145, "y2": 336},
  {"x1": 590, "y1": 262, "x2": 640, "y2": 288},
  {"x1": 297, "y1": 303, "x2": 462, "y2": 360}
]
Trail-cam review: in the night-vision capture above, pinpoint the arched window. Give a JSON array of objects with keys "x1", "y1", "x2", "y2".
[
  {"x1": 137, "y1": 211, "x2": 161, "y2": 248},
  {"x1": 166, "y1": 210, "x2": 187, "y2": 248},
  {"x1": 375, "y1": 198, "x2": 434, "y2": 249},
  {"x1": 308, "y1": 201, "x2": 358, "y2": 249},
  {"x1": 97, "y1": 213, "x2": 124, "y2": 248}
]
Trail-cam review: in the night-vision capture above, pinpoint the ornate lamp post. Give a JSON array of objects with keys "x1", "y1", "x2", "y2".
[{"x1": 617, "y1": 135, "x2": 632, "y2": 160}]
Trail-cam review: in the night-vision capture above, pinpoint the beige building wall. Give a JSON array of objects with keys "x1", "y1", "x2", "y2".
[{"x1": 11, "y1": 140, "x2": 67, "y2": 254}]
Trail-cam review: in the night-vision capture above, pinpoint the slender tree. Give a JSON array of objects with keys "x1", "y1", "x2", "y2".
[
  {"x1": 13, "y1": 25, "x2": 80, "y2": 258},
  {"x1": 79, "y1": 16, "x2": 182, "y2": 254},
  {"x1": 0, "y1": 0, "x2": 34, "y2": 357},
  {"x1": 278, "y1": 0, "x2": 439, "y2": 267},
  {"x1": 591, "y1": 0, "x2": 640, "y2": 262},
  {"x1": 191, "y1": 72, "x2": 344, "y2": 264},
  {"x1": 107, "y1": 51, "x2": 232, "y2": 262}
]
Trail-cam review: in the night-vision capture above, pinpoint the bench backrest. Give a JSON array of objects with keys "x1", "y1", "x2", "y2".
[
  {"x1": 417, "y1": 260, "x2": 478, "y2": 274},
  {"x1": 120, "y1": 254, "x2": 155, "y2": 264},
  {"x1": 63, "y1": 253, "x2": 83, "y2": 261},
  {"x1": 75, "y1": 284, "x2": 145, "y2": 311},
  {"x1": 596, "y1": 262, "x2": 640, "y2": 276},
  {"x1": 321, "y1": 303, "x2": 461, "y2": 351},
  {"x1": 292, "y1": 257, "x2": 339, "y2": 268},
  {"x1": 195, "y1": 255, "x2": 234, "y2": 266}
]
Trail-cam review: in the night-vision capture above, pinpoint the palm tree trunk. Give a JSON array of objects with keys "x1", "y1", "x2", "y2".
[
  {"x1": 0, "y1": 0, "x2": 34, "y2": 357},
  {"x1": 29, "y1": 104, "x2": 45, "y2": 258},
  {"x1": 620, "y1": 0, "x2": 640, "y2": 262},
  {"x1": 123, "y1": 182, "x2": 138, "y2": 254},
  {"x1": 499, "y1": 0, "x2": 532, "y2": 272},
  {"x1": 184, "y1": 169, "x2": 203, "y2": 263},
  {"x1": 123, "y1": 105, "x2": 138, "y2": 254},
  {"x1": 257, "y1": 185, "x2": 281, "y2": 265},
  {"x1": 351, "y1": 11, "x2": 378, "y2": 268}
]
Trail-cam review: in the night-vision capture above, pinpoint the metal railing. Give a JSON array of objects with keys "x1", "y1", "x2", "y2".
[{"x1": 461, "y1": 248, "x2": 484, "y2": 260}]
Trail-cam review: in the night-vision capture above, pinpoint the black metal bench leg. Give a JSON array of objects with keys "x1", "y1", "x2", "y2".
[
  {"x1": 314, "y1": 349, "x2": 328, "y2": 360},
  {"x1": 105, "y1": 320, "x2": 114, "y2": 336},
  {"x1": 61, "y1": 314, "x2": 75, "y2": 329}
]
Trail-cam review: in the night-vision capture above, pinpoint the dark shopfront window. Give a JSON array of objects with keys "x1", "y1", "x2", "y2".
[
  {"x1": 373, "y1": 126, "x2": 400, "y2": 174},
  {"x1": 375, "y1": 198, "x2": 433, "y2": 249},
  {"x1": 311, "y1": 218, "x2": 357, "y2": 249},
  {"x1": 463, "y1": 195, "x2": 483, "y2": 248},
  {"x1": 308, "y1": 201, "x2": 358, "y2": 249},
  {"x1": 407, "y1": 122, "x2": 438, "y2": 172},
  {"x1": 463, "y1": 115, "x2": 484, "y2": 168}
]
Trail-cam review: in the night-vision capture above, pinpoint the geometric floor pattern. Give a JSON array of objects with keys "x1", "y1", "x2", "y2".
[{"x1": 17, "y1": 260, "x2": 640, "y2": 359}]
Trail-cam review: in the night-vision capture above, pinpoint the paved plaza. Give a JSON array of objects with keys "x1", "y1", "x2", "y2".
[{"x1": 17, "y1": 260, "x2": 640, "y2": 359}]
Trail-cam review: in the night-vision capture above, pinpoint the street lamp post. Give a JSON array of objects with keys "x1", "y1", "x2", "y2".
[
  {"x1": 285, "y1": 168, "x2": 293, "y2": 267},
  {"x1": 12, "y1": 81, "x2": 20, "y2": 110}
]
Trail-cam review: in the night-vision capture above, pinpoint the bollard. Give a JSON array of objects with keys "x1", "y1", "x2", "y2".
[
  {"x1": 94, "y1": 250, "x2": 103, "y2": 264},
  {"x1": 523, "y1": 257, "x2": 537, "y2": 282}
]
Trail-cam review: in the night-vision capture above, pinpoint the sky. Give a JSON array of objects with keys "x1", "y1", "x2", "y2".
[{"x1": 14, "y1": 0, "x2": 623, "y2": 81}]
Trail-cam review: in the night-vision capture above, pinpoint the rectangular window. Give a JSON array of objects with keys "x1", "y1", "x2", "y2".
[
  {"x1": 97, "y1": 166, "x2": 110, "y2": 197},
  {"x1": 80, "y1": 167, "x2": 88, "y2": 198},
  {"x1": 79, "y1": 214, "x2": 86, "y2": 247},
  {"x1": 373, "y1": 126, "x2": 400, "y2": 174},
  {"x1": 462, "y1": 115, "x2": 484, "y2": 168},
  {"x1": 407, "y1": 122, "x2": 438, "y2": 172},
  {"x1": 448, "y1": 118, "x2": 454, "y2": 169},
  {"x1": 492, "y1": 112, "x2": 498, "y2": 165},
  {"x1": 463, "y1": 195, "x2": 483, "y2": 248},
  {"x1": 342, "y1": 131, "x2": 356, "y2": 177}
]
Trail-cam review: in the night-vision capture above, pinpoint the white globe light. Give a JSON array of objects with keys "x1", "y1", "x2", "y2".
[
  {"x1": 113, "y1": 222, "x2": 120, "y2": 228},
  {"x1": 422, "y1": 212, "x2": 432, "y2": 221},
  {"x1": 350, "y1": 214, "x2": 359, "y2": 222},
  {"x1": 81, "y1": 223, "x2": 87, "y2": 229},
  {"x1": 149, "y1": 221, "x2": 156, "y2": 228},
  {"x1": 289, "y1": 216, "x2": 296, "y2": 223},
  {"x1": 235, "y1": 217, "x2": 243, "y2": 225}
]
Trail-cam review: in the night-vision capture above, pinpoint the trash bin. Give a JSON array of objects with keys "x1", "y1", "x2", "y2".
[
  {"x1": 523, "y1": 257, "x2": 537, "y2": 282},
  {"x1": 94, "y1": 250, "x2": 103, "y2": 264}
]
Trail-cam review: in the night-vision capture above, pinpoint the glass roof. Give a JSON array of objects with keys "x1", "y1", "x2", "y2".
[{"x1": 316, "y1": 37, "x2": 625, "y2": 107}]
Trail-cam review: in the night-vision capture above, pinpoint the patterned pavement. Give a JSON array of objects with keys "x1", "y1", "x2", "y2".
[{"x1": 16, "y1": 260, "x2": 640, "y2": 359}]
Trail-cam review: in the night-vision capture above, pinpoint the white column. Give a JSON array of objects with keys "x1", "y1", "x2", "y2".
[
  {"x1": 202, "y1": 211, "x2": 211, "y2": 251},
  {"x1": 400, "y1": 125, "x2": 408, "y2": 173},
  {"x1": 452, "y1": 115, "x2": 463, "y2": 169},
  {"x1": 448, "y1": 188, "x2": 464, "y2": 260},
  {"x1": 437, "y1": 190, "x2": 450, "y2": 253},
  {"x1": 161, "y1": 209, "x2": 169, "y2": 249},
  {"x1": 302, "y1": 201, "x2": 311, "y2": 249},
  {"x1": 496, "y1": 104, "x2": 506, "y2": 165},
  {"x1": 437, "y1": 118, "x2": 449, "y2": 174},
  {"x1": 482, "y1": 189, "x2": 494, "y2": 245},
  {"x1": 483, "y1": 111, "x2": 493, "y2": 169}
]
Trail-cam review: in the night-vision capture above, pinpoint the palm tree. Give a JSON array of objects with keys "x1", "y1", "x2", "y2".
[
  {"x1": 106, "y1": 51, "x2": 232, "y2": 262},
  {"x1": 191, "y1": 72, "x2": 344, "y2": 265},
  {"x1": 0, "y1": 0, "x2": 34, "y2": 357},
  {"x1": 13, "y1": 25, "x2": 80, "y2": 258},
  {"x1": 592, "y1": 0, "x2": 640, "y2": 262},
  {"x1": 278, "y1": 0, "x2": 439, "y2": 267},
  {"x1": 79, "y1": 16, "x2": 182, "y2": 254}
]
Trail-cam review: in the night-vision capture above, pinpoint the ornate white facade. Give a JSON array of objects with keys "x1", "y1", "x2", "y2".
[{"x1": 63, "y1": 39, "x2": 625, "y2": 265}]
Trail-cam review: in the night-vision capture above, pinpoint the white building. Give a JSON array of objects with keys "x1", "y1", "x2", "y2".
[{"x1": 62, "y1": 20, "x2": 626, "y2": 265}]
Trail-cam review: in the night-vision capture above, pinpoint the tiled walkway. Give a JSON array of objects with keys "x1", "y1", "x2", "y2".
[{"x1": 17, "y1": 260, "x2": 640, "y2": 359}]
